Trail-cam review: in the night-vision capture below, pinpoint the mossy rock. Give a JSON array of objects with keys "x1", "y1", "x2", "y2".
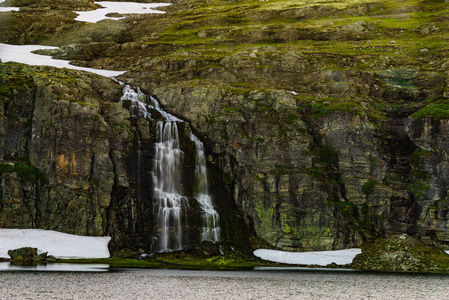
[
  {"x1": 7, "y1": 247, "x2": 48, "y2": 262},
  {"x1": 349, "y1": 234, "x2": 449, "y2": 272}
]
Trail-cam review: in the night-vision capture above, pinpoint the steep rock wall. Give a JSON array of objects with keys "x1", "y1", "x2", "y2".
[
  {"x1": 0, "y1": 64, "x2": 247, "y2": 253},
  {"x1": 144, "y1": 64, "x2": 449, "y2": 251}
]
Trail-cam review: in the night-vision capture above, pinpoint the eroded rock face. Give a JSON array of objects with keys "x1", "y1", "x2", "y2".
[
  {"x1": 138, "y1": 66, "x2": 449, "y2": 251},
  {"x1": 0, "y1": 64, "x2": 247, "y2": 253},
  {"x1": 0, "y1": 65, "x2": 150, "y2": 251}
]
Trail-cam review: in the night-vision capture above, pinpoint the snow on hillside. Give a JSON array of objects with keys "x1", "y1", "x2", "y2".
[
  {"x1": 74, "y1": 1, "x2": 171, "y2": 23},
  {"x1": 0, "y1": 43, "x2": 126, "y2": 77},
  {"x1": 0, "y1": 229, "x2": 110, "y2": 259},
  {"x1": 0, "y1": 0, "x2": 19, "y2": 12}
]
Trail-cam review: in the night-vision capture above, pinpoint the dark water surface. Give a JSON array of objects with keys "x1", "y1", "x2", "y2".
[{"x1": 0, "y1": 266, "x2": 448, "y2": 299}]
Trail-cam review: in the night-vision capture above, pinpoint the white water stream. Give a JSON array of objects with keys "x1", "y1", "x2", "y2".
[
  {"x1": 190, "y1": 133, "x2": 220, "y2": 242},
  {"x1": 120, "y1": 85, "x2": 220, "y2": 252},
  {"x1": 153, "y1": 121, "x2": 187, "y2": 251}
]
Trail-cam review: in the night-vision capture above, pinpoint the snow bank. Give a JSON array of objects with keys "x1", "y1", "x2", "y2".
[
  {"x1": 254, "y1": 248, "x2": 362, "y2": 266},
  {"x1": 0, "y1": 229, "x2": 110, "y2": 259},
  {"x1": 74, "y1": 1, "x2": 171, "y2": 23},
  {"x1": 0, "y1": 43, "x2": 125, "y2": 77},
  {"x1": 0, "y1": 0, "x2": 19, "y2": 12}
]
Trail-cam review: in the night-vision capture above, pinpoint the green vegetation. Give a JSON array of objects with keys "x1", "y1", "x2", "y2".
[
  {"x1": 0, "y1": 157, "x2": 48, "y2": 185},
  {"x1": 411, "y1": 102, "x2": 449, "y2": 120},
  {"x1": 409, "y1": 148, "x2": 433, "y2": 199},
  {"x1": 362, "y1": 180, "x2": 378, "y2": 196},
  {"x1": 55, "y1": 248, "x2": 283, "y2": 270},
  {"x1": 350, "y1": 234, "x2": 449, "y2": 272},
  {"x1": 318, "y1": 144, "x2": 339, "y2": 167},
  {"x1": 0, "y1": 64, "x2": 36, "y2": 97}
]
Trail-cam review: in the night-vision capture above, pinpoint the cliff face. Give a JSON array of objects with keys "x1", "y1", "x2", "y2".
[
  {"x1": 0, "y1": 64, "x2": 246, "y2": 252},
  {"x1": 0, "y1": 65, "x2": 143, "y2": 250},
  {"x1": 148, "y1": 71, "x2": 449, "y2": 251},
  {"x1": 1, "y1": 0, "x2": 449, "y2": 252}
]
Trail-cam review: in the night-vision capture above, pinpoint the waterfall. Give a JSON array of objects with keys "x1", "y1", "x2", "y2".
[
  {"x1": 190, "y1": 133, "x2": 220, "y2": 242},
  {"x1": 120, "y1": 85, "x2": 180, "y2": 121},
  {"x1": 152, "y1": 121, "x2": 188, "y2": 251},
  {"x1": 120, "y1": 85, "x2": 220, "y2": 252}
]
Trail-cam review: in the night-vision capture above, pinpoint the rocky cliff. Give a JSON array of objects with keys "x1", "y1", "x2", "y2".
[{"x1": 1, "y1": 0, "x2": 449, "y2": 253}]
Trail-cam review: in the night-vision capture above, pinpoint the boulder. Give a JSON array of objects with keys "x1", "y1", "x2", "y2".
[
  {"x1": 8, "y1": 247, "x2": 48, "y2": 262},
  {"x1": 349, "y1": 234, "x2": 449, "y2": 272}
]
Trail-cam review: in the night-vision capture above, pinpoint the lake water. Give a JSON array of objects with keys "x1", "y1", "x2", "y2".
[{"x1": 0, "y1": 266, "x2": 448, "y2": 299}]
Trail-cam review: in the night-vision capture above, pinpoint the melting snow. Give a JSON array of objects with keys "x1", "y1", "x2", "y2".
[
  {"x1": 0, "y1": 43, "x2": 126, "y2": 77},
  {"x1": 74, "y1": 1, "x2": 171, "y2": 23},
  {"x1": 0, "y1": 0, "x2": 19, "y2": 12},
  {"x1": 0, "y1": 229, "x2": 110, "y2": 259},
  {"x1": 254, "y1": 248, "x2": 362, "y2": 266}
]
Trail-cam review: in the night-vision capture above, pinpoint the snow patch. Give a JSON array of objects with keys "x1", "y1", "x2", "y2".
[
  {"x1": 0, "y1": 229, "x2": 110, "y2": 259},
  {"x1": 254, "y1": 248, "x2": 362, "y2": 266},
  {"x1": 0, "y1": 43, "x2": 125, "y2": 77},
  {"x1": 0, "y1": 0, "x2": 19, "y2": 12},
  {"x1": 74, "y1": 1, "x2": 171, "y2": 23}
]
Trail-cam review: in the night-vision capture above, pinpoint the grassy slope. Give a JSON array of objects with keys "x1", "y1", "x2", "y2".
[
  {"x1": 3, "y1": 0, "x2": 449, "y2": 117},
  {"x1": 118, "y1": 0, "x2": 449, "y2": 118}
]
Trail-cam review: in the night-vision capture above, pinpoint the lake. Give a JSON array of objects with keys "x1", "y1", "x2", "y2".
[{"x1": 0, "y1": 266, "x2": 448, "y2": 299}]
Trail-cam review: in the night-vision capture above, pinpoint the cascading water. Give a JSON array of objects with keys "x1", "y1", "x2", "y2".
[
  {"x1": 190, "y1": 133, "x2": 220, "y2": 242},
  {"x1": 120, "y1": 85, "x2": 220, "y2": 252},
  {"x1": 153, "y1": 121, "x2": 187, "y2": 251}
]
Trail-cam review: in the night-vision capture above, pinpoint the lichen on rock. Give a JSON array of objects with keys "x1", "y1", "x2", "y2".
[{"x1": 349, "y1": 234, "x2": 449, "y2": 272}]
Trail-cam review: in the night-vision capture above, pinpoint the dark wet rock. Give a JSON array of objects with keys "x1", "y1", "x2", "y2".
[{"x1": 8, "y1": 247, "x2": 47, "y2": 262}]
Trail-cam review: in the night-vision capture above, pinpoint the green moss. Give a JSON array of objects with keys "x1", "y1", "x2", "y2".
[
  {"x1": 411, "y1": 102, "x2": 449, "y2": 120},
  {"x1": 0, "y1": 63, "x2": 36, "y2": 97},
  {"x1": 351, "y1": 234, "x2": 449, "y2": 272},
  {"x1": 305, "y1": 167, "x2": 325, "y2": 178},
  {"x1": 362, "y1": 180, "x2": 378, "y2": 196},
  {"x1": 58, "y1": 254, "x2": 271, "y2": 270},
  {"x1": 4, "y1": 113, "x2": 21, "y2": 121},
  {"x1": 408, "y1": 148, "x2": 432, "y2": 198},
  {"x1": 253, "y1": 173, "x2": 268, "y2": 186},
  {"x1": 0, "y1": 157, "x2": 48, "y2": 185},
  {"x1": 318, "y1": 144, "x2": 339, "y2": 167},
  {"x1": 410, "y1": 182, "x2": 430, "y2": 199}
]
